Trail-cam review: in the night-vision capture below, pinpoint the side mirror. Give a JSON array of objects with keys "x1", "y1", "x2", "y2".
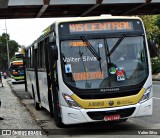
[{"x1": 50, "y1": 45, "x2": 58, "y2": 60}]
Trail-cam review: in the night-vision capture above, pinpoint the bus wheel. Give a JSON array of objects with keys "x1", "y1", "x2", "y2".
[
  {"x1": 54, "y1": 102, "x2": 65, "y2": 128},
  {"x1": 53, "y1": 90, "x2": 65, "y2": 128},
  {"x1": 119, "y1": 118, "x2": 128, "y2": 122},
  {"x1": 48, "y1": 90, "x2": 54, "y2": 118},
  {"x1": 32, "y1": 85, "x2": 41, "y2": 110},
  {"x1": 34, "y1": 99, "x2": 41, "y2": 110},
  {"x1": 115, "y1": 118, "x2": 128, "y2": 123}
]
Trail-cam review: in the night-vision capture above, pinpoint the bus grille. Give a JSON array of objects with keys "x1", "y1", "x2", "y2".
[
  {"x1": 87, "y1": 107, "x2": 135, "y2": 120},
  {"x1": 77, "y1": 88, "x2": 140, "y2": 99}
]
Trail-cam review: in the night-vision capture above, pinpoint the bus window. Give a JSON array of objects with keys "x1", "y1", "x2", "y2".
[{"x1": 61, "y1": 39, "x2": 108, "y2": 89}]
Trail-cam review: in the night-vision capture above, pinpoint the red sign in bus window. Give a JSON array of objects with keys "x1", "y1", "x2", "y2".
[{"x1": 73, "y1": 72, "x2": 104, "y2": 81}]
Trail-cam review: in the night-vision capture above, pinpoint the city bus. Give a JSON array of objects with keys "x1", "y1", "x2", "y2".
[
  {"x1": 25, "y1": 16, "x2": 152, "y2": 127},
  {"x1": 10, "y1": 60, "x2": 25, "y2": 84}
]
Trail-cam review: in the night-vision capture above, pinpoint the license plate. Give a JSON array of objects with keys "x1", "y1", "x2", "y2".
[{"x1": 104, "y1": 114, "x2": 120, "y2": 121}]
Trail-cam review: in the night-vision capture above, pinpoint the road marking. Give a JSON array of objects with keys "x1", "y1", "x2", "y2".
[{"x1": 153, "y1": 97, "x2": 160, "y2": 100}]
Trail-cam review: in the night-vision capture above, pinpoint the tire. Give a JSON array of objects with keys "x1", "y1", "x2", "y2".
[
  {"x1": 32, "y1": 85, "x2": 41, "y2": 110},
  {"x1": 54, "y1": 101, "x2": 65, "y2": 128},
  {"x1": 52, "y1": 88, "x2": 65, "y2": 128},
  {"x1": 48, "y1": 89, "x2": 54, "y2": 118},
  {"x1": 115, "y1": 118, "x2": 128, "y2": 123},
  {"x1": 12, "y1": 82, "x2": 15, "y2": 84},
  {"x1": 34, "y1": 99, "x2": 41, "y2": 110},
  {"x1": 119, "y1": 118, "x2": 128, "y2": 122}
]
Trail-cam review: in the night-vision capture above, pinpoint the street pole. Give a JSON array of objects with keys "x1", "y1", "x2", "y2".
[{"x1": 5, "y1": 19, "x2": 10, "y2": 74}]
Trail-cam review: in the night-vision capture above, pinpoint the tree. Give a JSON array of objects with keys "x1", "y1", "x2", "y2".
[
  {"x1": 139, "y1": 15, "x2": 160, "y2": 57},
  {"x1": 139, "y1": 15, "x2": 157, "y2": 37},
  {"x1": 154, "y1": 15, "x2": 160, "y2": 53},
  {"x1": 155, "y1": 15, "x2": 160, "y2": 28},
  {"x1": 0, "y1": 33, "x2": 20, "y2": 71}
]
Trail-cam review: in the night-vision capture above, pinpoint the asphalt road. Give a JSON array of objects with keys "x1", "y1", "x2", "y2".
[{"x1": 3, "y1": 79, "x2": 160, "y2": 137}]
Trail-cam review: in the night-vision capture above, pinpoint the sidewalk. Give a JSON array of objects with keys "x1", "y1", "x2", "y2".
[
  {"x1": 152, "y1": 73, "x2": 160, "y2": 81},
  {"x1": 0, "y1": 78, "x2": 47, "y2": 137}
]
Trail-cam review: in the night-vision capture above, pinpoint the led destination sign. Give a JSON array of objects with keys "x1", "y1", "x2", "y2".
[
  {"x1": 69, "y1": 21, "x2": 133, "y2": 34},
  {"x1": 12, "y1": 62, "x2": 23, "y2": 65},
  {"x1": 69, "y1": 41, "x2": 88, "y2": 47},
  {"x1": 59, "y1": 19, "x2": 143, "y2": 36}
]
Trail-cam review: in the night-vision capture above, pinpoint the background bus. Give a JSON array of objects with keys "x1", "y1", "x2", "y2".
[
  {"x1": 25, "y1": 16, "x2": 152, "y2": 127},
  {"x1": 10, "y1": 60, "x2": 25, "y2": 84}
]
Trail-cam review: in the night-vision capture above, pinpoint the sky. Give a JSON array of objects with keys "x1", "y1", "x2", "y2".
[{"x1": 0, "y1": 18, "x2": 55, "y2": 46}]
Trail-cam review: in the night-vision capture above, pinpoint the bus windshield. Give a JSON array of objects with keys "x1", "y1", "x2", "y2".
[
  {"x1": 10, "y1": 65, "x2": 24, "y2": 75},
  {"x1": 61, "y1": 36, "x2": 148, "y2": 89}
]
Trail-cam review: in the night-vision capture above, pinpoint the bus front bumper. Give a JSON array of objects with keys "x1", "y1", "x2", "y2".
[
  {"x1": 11, "y1": 78, "x2": 25, "y2": 83},
  {"x1": 61, "y1": 98, "x2": 152, "y2": 125}
]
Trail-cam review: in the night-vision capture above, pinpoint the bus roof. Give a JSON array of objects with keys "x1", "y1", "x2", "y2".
[
  {"x1": 44, "y1": 16, "x2": 141, "y2": 33},
  {"x1": 55, "y1": 16, "x2": 141, "y2": 24},
  {"x1": 26, "y1": 16, "x2": 142, "y2": 49}
]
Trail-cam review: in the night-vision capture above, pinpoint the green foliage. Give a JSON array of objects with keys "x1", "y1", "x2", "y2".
[
  {"x1": 140, "y1": 15, "x2": 160, "y2": 72},
  {"x1": 139, "y1": 15, "x2": 160, "y2": 57},
  {"x1": 0, "y1": 33, "x2": 20, "y2": 71},
  {"x1": 151, "y1": 57, "x2": 160, "y2": 74},
  {"x1": 139, "y1": 15, "x2": 158, "y2": 38},
  {"x1": 10, "y1": 56, "x2": 18, "y2": 62},
  {"x1": 155, "y1": 15, "x2": 160, "y2": 29}
]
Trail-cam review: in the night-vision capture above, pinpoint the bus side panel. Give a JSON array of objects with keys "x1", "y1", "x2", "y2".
[
  {"x1": 37, "y1": 71, "x2": 49, "y2": 111},
  {"x1": 26, "y1": 70, "x2": 37, "y2": 99}
]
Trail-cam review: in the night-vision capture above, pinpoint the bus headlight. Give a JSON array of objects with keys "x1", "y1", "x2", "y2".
[
  {"x1": 63, "y1": 94, "x2": 81, "y2": 110},
  {"x1": 139, "y1": 87, "x2": 152, "y2": 103}
]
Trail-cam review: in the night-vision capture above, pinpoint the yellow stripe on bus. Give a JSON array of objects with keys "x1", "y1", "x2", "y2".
[
  {"x1": 13, "y1": 76, "x2": 24, "y2": 79},
  {"x1": 71, "y1": 88, "x2": 145, "y2": 109}
]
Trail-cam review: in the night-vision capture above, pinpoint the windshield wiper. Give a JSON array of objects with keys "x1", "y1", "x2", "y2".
[
  {"x1": 80, "y1": 36, "x2": 101, "y2": 61},
  {"x1": 108, "y1": 33, "x2": 126, "y2": 56}
]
